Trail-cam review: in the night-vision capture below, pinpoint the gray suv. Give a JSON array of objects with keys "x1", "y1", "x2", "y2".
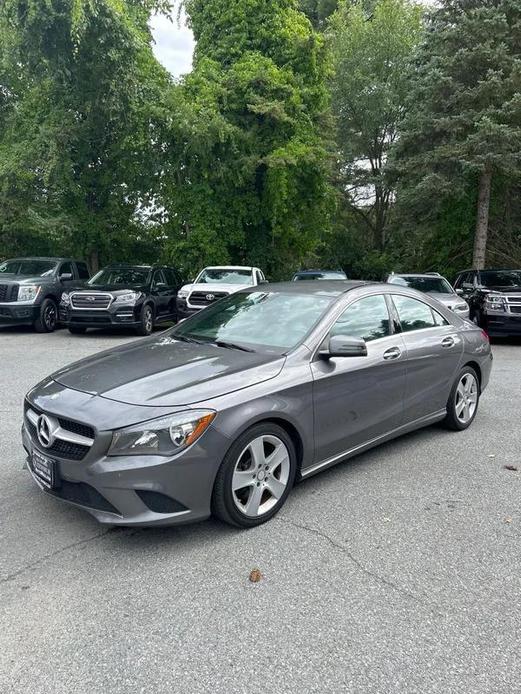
[
  {"x1": 0, "y1": 257, "x2": 90, "y2": 332},
  {"x1": 22, "y1": 282, "x2": 492, "y2": 528},
  {"x1": 385, "y1": 273, "x2": 470, "y2": 318}
]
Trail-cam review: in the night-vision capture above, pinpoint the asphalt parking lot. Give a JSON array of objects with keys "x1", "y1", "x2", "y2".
[{"x1": 1, "y1": 327, "x2": 520, "y2": 694}]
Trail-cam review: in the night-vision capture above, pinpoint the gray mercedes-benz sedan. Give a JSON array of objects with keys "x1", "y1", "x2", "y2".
[{"x1": 22, "y1": 281, "x2": 492, "y2": 528}]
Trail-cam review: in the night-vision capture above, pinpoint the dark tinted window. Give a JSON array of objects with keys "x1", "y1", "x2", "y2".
[
  {"x1": 293, "y1": 271, "x2": 347, "y2": 281},
  {"x1": 89, "y1": 267, "x2": 151, "y2": 286},
  {"x1": 480, "y1": 270, "x2": 521, "y2": 288},
  {"x1": 152, "y1": 270, "x2": 166, "y2": 286},
  {"x1": 331, "y1": 295, "x2": 391, "y2": 342},
  {"x1": 164, "y1": 269, "x2": 180, "y2": 286},
  {"x1": 389, "y1": 276, "x2": 453, "y2": 294},
  {"x1": 0, "y1": 259, "x2": 57, "y2": 276},
  {"x1": 393, "y1": 295, "x2": 437, "y2": 332},
  {"x1": 59, "y1": 262, "x2": 73, "y2": 277},
  {"x1": 76, "y1": 262, "x2": 90, "y2": 279}
]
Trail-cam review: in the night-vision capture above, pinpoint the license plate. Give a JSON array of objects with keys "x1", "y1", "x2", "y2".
[{"x1": 31, "y1": 450, "x2": 57, "y2": 490}]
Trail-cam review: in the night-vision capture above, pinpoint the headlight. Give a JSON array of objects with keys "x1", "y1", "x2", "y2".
[
  {"x1": 17, "y1": 285, "x2": 41, "y2": 302},
  {"x1": 114, "y1": 291, "x2": 141, "y2": 304},
  {"x1": 61, "y1": 292, "x2": 70, "y2": 306},
  {"x1": 108, "y1": 410, "x2": 216, "y2": 457},
  {"x1": 485, "y1": 294, "x2": 506, "y2": 312},
  {"x1": 177, "y1": 289, "x2": 189, "y2": 299}
]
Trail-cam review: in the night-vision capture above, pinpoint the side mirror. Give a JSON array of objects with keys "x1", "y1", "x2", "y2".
[
  {"x1": 455, "y1": 288, "x2": 464, "y2": 296},
  {"x1": 259, "y1": 279, "x2": 269, "y2": 285},
  {"x1": 60, "y1": 272, "x2": 73, "y2": 281},
  {"x1": 322, "y1": 335, "x2": 368, "y2": 358}
]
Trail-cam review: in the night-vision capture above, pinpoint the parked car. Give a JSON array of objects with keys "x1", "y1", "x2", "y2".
[
  {"x1": 385, "y1": 272, "x2": 470, "y2": 318},
  {"x1": 453, "y1": 268, "x2": 521, "y2": 336},
  {"x1": 292, "y1": 269, "x2": 348, "y2": 281},
  {"x1": 0, "y1": 257, "x2": 89, "y2": 332},
  {"x1": 60, "y1": 264, "x2": 183, "y2": 336},
  {"x1": 23, "y1": 281, "x2": 492, "y2": 529},
  {"x1": 176, "y1": 265, "x2": 266, "y2": 320}
]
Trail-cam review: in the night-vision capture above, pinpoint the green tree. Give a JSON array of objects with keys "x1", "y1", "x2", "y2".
[
  {"x1": 0, "y1": 0, "x2": 170, "y2": 268},
  {"x1": 327, "y1": 0, "x2": 423, "y2": 251},
  {"x1": 164, "y1": 0, "x2": 333, "y2": 279},
  {"x1": 393, "y1": 0, "x2": 521, "y2": 269}
]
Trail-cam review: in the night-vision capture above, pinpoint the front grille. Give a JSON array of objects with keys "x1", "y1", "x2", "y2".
[
  {"x1": 71, "y1": 293, "x2": 112, "y2": 309},
  {"x1": 0, "y1": 284, "x2": 18, "y2": 302},
  {"x1": 189, "y1": 291, "x2": 228, "y2": 307},
  {"x1": 25, "y1": 401, "x2": 94, "y2": 461},
  {"x1": 510, "y1": 306, "x2": 521, "y2": 314}
]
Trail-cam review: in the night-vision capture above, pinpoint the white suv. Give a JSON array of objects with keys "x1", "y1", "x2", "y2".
[{"x1": 176, "y1": 266, "x2": 267, "y2": 320}]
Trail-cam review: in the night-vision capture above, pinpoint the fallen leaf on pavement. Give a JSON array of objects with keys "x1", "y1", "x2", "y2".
[
  {"x1": 504, "y1": 465, "x2": 518, "y2": 472},
  {"x1": 249, "y1": 568, "x2": 262, "y2": 583},
  {"x1": 504, "y1": 517, "x2": 513, "y2": 524}
]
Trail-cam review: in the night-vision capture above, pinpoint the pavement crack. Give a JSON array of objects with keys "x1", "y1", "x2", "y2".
[
  {"x1": 1, "y1": 528, "x2": 115, "y2": 584},
  {"x1": 276, "y1": 515, "x2": 438, "y2": 611}
]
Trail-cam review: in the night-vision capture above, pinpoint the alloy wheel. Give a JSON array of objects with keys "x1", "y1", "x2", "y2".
[
  {"x1": 455, "y1": 372, "x2": 478, "y2": 424},
  {"x1": 144, "y1": 307, "x2": 153, "y2": 333},
  {"x1": 232, "y1": 435, "x2": 291, "y2": 517},
  {"x1": 44, "y1": 303, "x2": 57, "y2": 331}
]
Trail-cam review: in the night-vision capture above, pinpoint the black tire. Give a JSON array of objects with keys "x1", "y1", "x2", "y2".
[
  {"x1": 68, "y1": 326, "x2": 87, "y2": 335},
  {"x1": 443, "y1": 365, "x2": 480, "y2": 431},
  {"x1": 212, "y1": 422, "x2": 297, "y2": 528},
  {"x1": 34, "y1": 298, "x2": 58, "y2": 333},
  {"x1": 135, "y1": 304, "x2": 154, "y2": 336}
]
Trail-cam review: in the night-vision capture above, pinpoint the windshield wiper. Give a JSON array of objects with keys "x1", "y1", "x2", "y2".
[
  {"x1": 213, "y1": 340, "x2": 255, "y2": 353},
  {"x1": 174, "y1": 334, "x2": 204, "y2": 345}
]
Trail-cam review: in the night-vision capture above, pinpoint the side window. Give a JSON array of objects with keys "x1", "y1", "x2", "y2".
[
  {"x1": 153, "y1": 270, "x2": 166, "y2": 287},
  {"x1": 255, "y1": 271, "x2": 263, "y2": 284},
  {"x1": 76, "y1": 262, "x2": 90, "y2": 279},
  {"x1": 330, "y1": 295, "x2": 391, "y2": 342},
  {"x1": 59, "y1": 262, "x2": 73, "y2": 277},
  {"x1": 461, "y1": 272, "x2": 474, "y2": 289},
  {"x1": 432, "y1": 309, "x2": 449, "y2": 326},
  {"x1": 393, "y1": 295, "x2": 437, "y2": 332},
  {"x1": 163, "y1": 269, "x2": 174, "y2": 286}
]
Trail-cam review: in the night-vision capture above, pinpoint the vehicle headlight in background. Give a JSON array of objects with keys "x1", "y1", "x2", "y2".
[
  {"x1": 114, "y1": 291, "x2": 141, "y2": 304},
  {"x1": 485, "y1": 294, "x2": 506, "y2": 312},
  {"x1": 17, "y1": 285, "x2": 41, "y2": 302},
  {"x1": 177, "y1": 289, "x2": 189, "y2": 299},
  {"x1": 61, "y1": 292, "x2": 70, "y2": 306},
  {"x1": 108, "y1": 410, "x2": 216, "y2": 457}
]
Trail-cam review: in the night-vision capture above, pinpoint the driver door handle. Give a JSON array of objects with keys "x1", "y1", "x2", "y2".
[
  {"x1": 383, "y1": 346, "x2": 402, "y2": 361},
  {"x1": 441, "y1": 336, "x2": 456, "y2": 348}
]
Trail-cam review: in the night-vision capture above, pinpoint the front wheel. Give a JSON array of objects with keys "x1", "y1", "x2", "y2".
[
  {"x1": 34, "y1": 298, "x2": 58, "y2": 333},
  {"x1": 443, "y1": 366, "x2": 480, "y2": 431},
  {"x1": 212, "y1": 423, "x2": 297, "y2": 528},
  {"x1": 136, "y1": 304, "x2": 154, "y2": 336}
]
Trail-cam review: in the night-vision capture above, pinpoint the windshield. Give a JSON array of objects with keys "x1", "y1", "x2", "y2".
[
  {"x1": 480, "y1": 270, "x2": 521, "y2": 288},
  {"x1": 171, "y1": 290, "x2": 333, "y2": 352},
  {"x1": 293, "y1": 271, "x2": 347, "y2": 281},
  {"x1": 89, "y1": 267, "x2": 150, "y2": 286},
  {"x1": 196, "y1": 268, "x2": 254, "y2": 285},
  {"x1": 0, "y1": 259, "x2": 57, "y2": 277},
  {"x1": 389, "y1": 276, "x2": 453, "y2": 294}
]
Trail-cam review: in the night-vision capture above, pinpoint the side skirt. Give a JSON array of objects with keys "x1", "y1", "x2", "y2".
[{"x1": 301, "y1": 409, "x2": 447, "y2": 479}]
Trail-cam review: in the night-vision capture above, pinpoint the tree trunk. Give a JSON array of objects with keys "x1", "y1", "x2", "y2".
[
  {"x1": 473, "y1": 169, "x2": 492, "y2": 270},
  {"x1": 89, "y1": 248, "x2": 100, "y2": 274}
]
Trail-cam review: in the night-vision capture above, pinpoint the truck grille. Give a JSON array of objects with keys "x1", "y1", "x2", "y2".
[
  {"x1": 506, "y1": 296, "x2": 521, "y2": 314},
  {"x1": 0, "y1": 284, "x2": 18, "y2": 302},
  {"x1": 189, "y1": 291, "x2": 228, "y2": 307},
  {"x1": 71, "y1": 292, "x2": 112, "y2": 309}
]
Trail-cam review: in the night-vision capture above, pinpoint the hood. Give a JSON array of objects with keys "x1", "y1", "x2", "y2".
[
  {"x1": 184, "y1": 282, "x2": 253, "y2": 295},
  {"x1": 0, "y1": 275, "x2": 56, "y2": 285},
  {"x1": 52, "y1": 334, "x2": 284, "y2": 407},
  {"x1": 71, "y1": 284, "x2": 147, "y2": 295},
  {"x1": 482, "y1": 285, "x2": 521, "y2": 294},
  {"x1": 428, "y1": 292, "x2": 467, "y2": 309}
]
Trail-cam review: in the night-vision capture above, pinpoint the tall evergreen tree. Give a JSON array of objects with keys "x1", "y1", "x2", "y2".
[{"x1": 394, "y1": 0, "x2": 521, "y2": 269}]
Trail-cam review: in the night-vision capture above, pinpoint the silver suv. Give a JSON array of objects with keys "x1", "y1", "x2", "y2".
[{"x1": 386, "y1": 273, "x2": 469, "y2": 318}]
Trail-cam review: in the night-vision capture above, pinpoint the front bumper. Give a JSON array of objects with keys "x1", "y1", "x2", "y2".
[
  {"x1": 60, "y1": 305, "x2": 140, "y2": 329},
  {"x1": 0, "y1": 303, "x2": 39, "y2": 326},
  {"x1": 483, "y1": 311, "x2": 521, "y2": 336},
  {"x1": 22, "y1": 409, "x2": 230, "y2": 527},
  {"x1": 175, "y1": 298, "x2": 202, "y2": 321}
]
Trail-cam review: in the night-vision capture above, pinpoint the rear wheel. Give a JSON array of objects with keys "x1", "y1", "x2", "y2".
[
  {"x1": 443, "y1": 366, "x2": 480, "y2": 431},
  {"x1": 34, "y1": 298, "x2": 58, "y2": 333},
  {"x1": 212, "y1": 423, "x2": 297, "y2": 528},
  {"x1": 136, "y1": 304, "x2": 154, "y2": 336}
]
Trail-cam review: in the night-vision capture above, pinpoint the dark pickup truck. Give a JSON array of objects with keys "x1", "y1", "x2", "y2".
[
  {"x1": 59, "y1": 263, "x2": 183, "y2": 335},
  {"x1": 0, "y1": 257, "x2": 90, "y2": 332},
  {"x1": 454, "y1": 268, "x2": 521, "y2": 336}
]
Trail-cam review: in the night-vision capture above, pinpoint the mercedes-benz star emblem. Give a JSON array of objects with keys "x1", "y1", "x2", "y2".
[
  {"x1": 206, "y1": 294, "x2": 215, "y2": 301},
  {"x1": 37, "y1": 415, "x2": 54, "y2": 449}
]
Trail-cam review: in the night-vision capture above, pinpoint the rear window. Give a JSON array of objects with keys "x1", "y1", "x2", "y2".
[{"x1": 389, "y1": 276, "x2": 453, "y2": 294}]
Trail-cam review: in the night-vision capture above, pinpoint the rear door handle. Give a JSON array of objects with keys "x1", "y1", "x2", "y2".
[
  {"x1": 441, "y1": 336, "x2": 456, "y2": 348},
  {"x1": 383, "y1": 346, "x2": 402, "y2": 361}
]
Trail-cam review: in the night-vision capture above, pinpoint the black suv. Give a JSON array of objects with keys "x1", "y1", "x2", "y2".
[
  {"x1": 454, "y1": 268, "x2": 521, "y2": 336},
  {"x1": 0, "y1": 257, "x2": 90, "y2": 332},
  {"x1": 60, "y1": 264, "x2": 183, "y2": 335}
]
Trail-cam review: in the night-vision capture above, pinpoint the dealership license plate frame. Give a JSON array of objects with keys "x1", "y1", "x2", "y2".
[{"x1": 31, "y1": 449, "x2": 58, "y2": 490}]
